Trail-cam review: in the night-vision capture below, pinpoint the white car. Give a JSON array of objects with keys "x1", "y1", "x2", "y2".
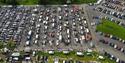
[
  {"x1": 67, "y1": 40, "x2": 70, "y2": 43},
  {"x1": 58, "y1": 7, "x2": 61, "y2": 11},
  {"x1": 39, "y1": 19, "x2": 42, "y2": 22},
  {"x1": 80, "y1": 30, "x2": 84, "y2": 35},
  {"x1": 81, "y1": 35, "x2": 85, "y2": 40},
  {"x1": 59, "y1": 26, "x2": 62, "y2": 31},
  {"x1": 56, "y1": 40, "x2": 59, "y2": 46},
  {"x1": 54, "y1": 58, "x2": 59, "y2": 63},
  {"x1": 32, "y1": 51, "x2": 36, "y2": 56},
  {"x1": 43, "y1": 20, "x2": 46, "y2": 24},
  {"x1": 67, "y1": 34, "x2": 70, "y2": 38},
  {"x1": 67, "y1": 29, "x2": 69, "y2": 34},
  {"x1": 46, "y1": 16, "x2": 49, "y2": 21},
  {"x1": 73, "y1": 22, "x2": 76, "y2": 26},
  {"x1": 63, "y1": 60, "x2": 65, "y2": 63},
  {"x1": 49, "y1": 41, "x2": 52, "y2": 46},
  {"x1": 111, "y1": 12, "x2": 115, "y2": 15},
  {"x1": 58, "y1": 16, "x2": 62, "y2": 20},
  {"x1": 80, "y1": 26, "x2": 83, "y2": 30},
  {"x1": 36, "y1": 24, "x2": 40, "y2": 28},
  {"x1": 71, "y1": 9, "x2": 73, "y2": 12},
  {"x1": 43, "y1": 35, "x2": 47, "y2": 39},
  {"x1": 28, "y1": 30, "x2": 32, "y2": 35},
  {"x1": 91, "y1": 22, "x2": 95, "y2": 26},
  {"x1": 47, "y1": 9, "x2": 50, "y2": 12},
  {"x1": 59, "y1": 35, "x2": 62, "y2": 41},
  {"x1": 110, "y1": 35, "x2": 113, "y2": 38},
  {"x1": 110, "y1": 55, "x2": 114, "y2": 60},
  {"x1": 65, "y1": 13, "x2": 68, "y2": 17},
  {"x1": 52, "y1": 23, "x2": 55, "y2": 27},
  {"x1": 40, "y1": 15, "x2": 42, "y2": 18},
  {"x1": 26, "y1": 41, "x2": 30, "y2": 46},
  {"x1": 34, "y1": 40, "x2": 38, "y2": 44},
  {"x1": 43, "y1": 40, "x2": 46, "y2": 44},
  {"x1": 44, "y1": 26, "x2": 48, "y2": 29},
  {"x1": 64, "y1": 23, "x2": 67, "y2": 26},
  {"x1": 114, "y1": 44, "x2": 117, "y2": 49},
  {"x1": 35, "y1": 34, "x2": 39, "y2": 39},
  {"x1": 78, "y1": 18, "x2": 81, "y2": 21},
  {"x1": 116, "y1": 58, "x2": 120, "y2": 63},
  {"x1": 74, "y1": 38, "x2": 78, "y2": 42},
  {"x1": 122, "y1": 40, "x2": 125, "y2": 43},
  {"x1": 85, "y1": 28, "x2": 89, "y2": 33},
  {"x1": 52, "y1": 18, "x2": 55, "y2": 22},
  {"x1": 84, "y1": 20, "x2": 87, "y2": 24},
  {"x1": 120, "y1": 48, "x2": 124, "y2": 52}
]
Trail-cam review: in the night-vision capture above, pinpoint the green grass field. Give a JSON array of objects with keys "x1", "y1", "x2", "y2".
[
  {"x1": 37, "y1": 51, "x2": 116, "y2": 63},
  {"x1": 97, "y1": 19, "x2": 125, "y2": 40},
  {"x1": 0, "y1": 0, "x2": 97, "y2": 5}
]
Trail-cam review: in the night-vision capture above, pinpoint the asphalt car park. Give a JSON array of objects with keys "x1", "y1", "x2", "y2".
[
  {"x1": 1, "y1": 1, "x2": 125, "y2": 62},
  {"x1": 0, "y1": 5, "x2": 92, "y2": 51}
]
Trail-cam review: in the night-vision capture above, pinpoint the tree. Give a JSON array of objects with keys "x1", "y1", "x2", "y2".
[
  {"x1": 0, "y1": 41, "x2": 4, "y2": 49},
  {"x1": 0, "y1": 0, "x2": 19, "y2": 5},
  {"x1": 0, "y1": 0, "x2": 6, "y2": 3},
  {"x1": 38, "y1": 0, "x2": 48, "y2": 5},
  {"x1": 6, "y1": 40, "x2": 16, "y2": 50},
  {"x1": 7, "y1": 0, "x2": 19, "y2": 5}
]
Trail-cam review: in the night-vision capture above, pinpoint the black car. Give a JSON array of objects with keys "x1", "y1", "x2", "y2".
[{"x1": 109, "y1": 43, "x2": 115, "y2": 47}]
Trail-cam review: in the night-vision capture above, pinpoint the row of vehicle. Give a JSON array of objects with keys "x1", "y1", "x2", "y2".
[
  {"x1": 102, "y1": 2, "x2": 125, "y2": 12},
  {"x1": 99, "y1": 39, "x2": 125, "y2": 54},
  {"x1": 97, "y1": 30, "x2": 125, "y2": 45},
  {"x1": 104, "y1": 34, "x2": 125, "y2": 44},
  {"x1": 105, "y1": 0, "x2": 125, "y2": 7},
  {"x1": 104, "y1": 51, "x2": 125, "y2": 63},
  {"x1": 95, "y1": 7, "x2": 125, "y2": 20}
]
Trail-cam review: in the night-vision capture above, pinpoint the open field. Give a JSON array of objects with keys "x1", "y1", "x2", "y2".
[{"x1": 97, "y1": 19, "x2": 125, "y2": 40}]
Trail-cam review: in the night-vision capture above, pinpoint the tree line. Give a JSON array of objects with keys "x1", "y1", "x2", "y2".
[
  {"x1": 0, "y1": 0, "x2": 68, "y2": 5},
  {"x1": 0, "y1": 0, "x2": 19, "y2": 5}
]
